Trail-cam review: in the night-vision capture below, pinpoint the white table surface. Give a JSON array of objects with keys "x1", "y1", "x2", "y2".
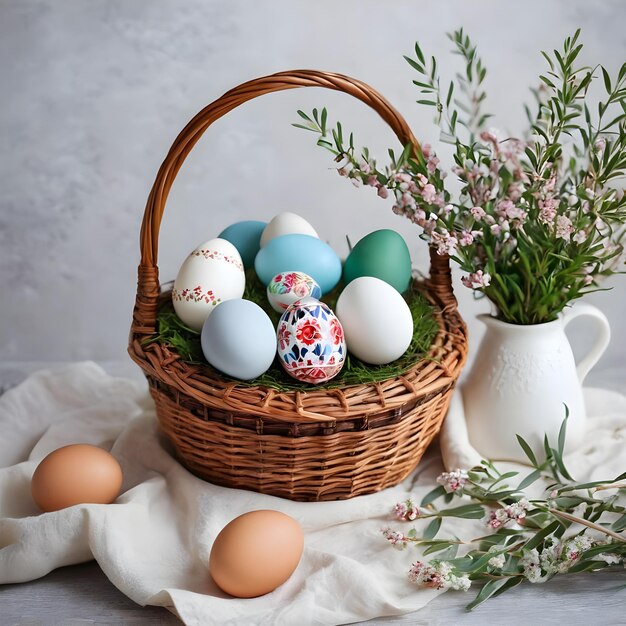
[{"x1": 1, "y1": 361, "x2": 625, "y2": 626}]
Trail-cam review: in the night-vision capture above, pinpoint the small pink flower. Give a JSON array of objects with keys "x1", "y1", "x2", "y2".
[
  {"x1": 487, "y1": 499, "x2": 530, "y2": 528},
  {"x1": 395, "y1": 172, "x2": 412, "y2": 184},
  {"x1": 421, "y1": 184, "x2": 437, "y2": 204},
  {"x1": 416, "y1": 173, "x2": 429, "y2": 187},
  {"x1": 382, "y1": 527, "x2": 409, "y2": 550},
  {"x1": 393, "y1": 499, "x2": 421, "y2": 521},
  {"x1": 555, "y1": 215, "x2": 574, "y2": 241},
  {"x1": 393, "y1": 502, "x2": 408, "y2": 520},
  {"x1": 377, "y1": 185, "x2": 389, "y2": 199},
  {"x1": 427, "y1": 156, "x2": 440, "y2": 173},
  {"x1": 539, "y1": 207, "x2": 557, "y2": 224},
  {"x1": 459, "y1": 230, "x2": 474, "y2": 247},
  {"x1": 496, "y1": 198, "x2": 514, "y2": 218},
  {"x1": 461, "y1": 270, "x2": 491, "y2": 289},
  {"x1": 480, "y1": 130, "x2": 499, "y2": 145},
  {"x1": 367, "y1": 175, "x2": 378, "y2": 187},
  {"x1": 437, "y1": 469, "x2": 469, "y2": 493},
  {"x1": 431, "y1": 230, "x2": 458, "y2": 256},
  {"x1": 338, "y1": 167, "x2": 349, "y2": 177},
  {"x1": 470, "y1": 206, "x2": 486, "y2": 220},
  {"x1": 573, "y1": 230, "x2": 587, "y2": 245},
  {"x1": 411, "y1": 209, "x2": 426, "y2": 226}
]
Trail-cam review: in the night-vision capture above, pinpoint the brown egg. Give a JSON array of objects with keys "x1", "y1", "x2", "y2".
[
  {"x1": 209, "y1": 510, "x2": 304, "y2": 598},
  {"x1": 31, "y1": 444, "x2": 123, "y2": 512}
]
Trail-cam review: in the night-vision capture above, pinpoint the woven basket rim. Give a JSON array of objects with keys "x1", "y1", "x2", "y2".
[{"x1": 129, "y1": 275, "x2": 466, "y2": 427}]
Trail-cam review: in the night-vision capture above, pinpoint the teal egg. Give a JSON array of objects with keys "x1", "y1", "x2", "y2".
[
  {"x1": 343, "y1": 229, "x2": 412, "y2": 293},
  {"x1": 218, "y1": 220, "x2": 267, "y2": 268},
  {"x1": 255, "y1": 234, "x2": 341, "y2": 294}
]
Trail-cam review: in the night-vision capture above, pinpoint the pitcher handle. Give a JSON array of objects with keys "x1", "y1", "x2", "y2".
[{"x1": 562, "y1": 302, "x2": 611, "y2": 384}]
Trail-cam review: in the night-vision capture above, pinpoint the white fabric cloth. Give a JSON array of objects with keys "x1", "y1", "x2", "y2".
[{"x1": 1, "y1": 362, "x2": 625, "y2": 626}]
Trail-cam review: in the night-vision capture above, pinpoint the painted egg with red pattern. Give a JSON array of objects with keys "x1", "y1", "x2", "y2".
[
  {"x1": 277, "y1": 297, "x2": 346, "y2": 384},
  {"x1": 266, "y1": 271, "x2": 322, "y2": 313}
]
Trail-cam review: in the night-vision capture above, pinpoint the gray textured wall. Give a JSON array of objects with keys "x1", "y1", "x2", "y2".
[{"x1": 1, "y1": 0, "x2": 625, "y2": 383}]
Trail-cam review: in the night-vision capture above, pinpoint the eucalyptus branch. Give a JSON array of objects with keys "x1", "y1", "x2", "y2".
[{"x1": 383, "y1": 418, "x2": 626, "y2": 611}]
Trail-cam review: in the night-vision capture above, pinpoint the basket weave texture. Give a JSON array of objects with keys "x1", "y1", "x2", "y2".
[{"x1": 128, "y1": 70, "x2": 468, "y2": 501}]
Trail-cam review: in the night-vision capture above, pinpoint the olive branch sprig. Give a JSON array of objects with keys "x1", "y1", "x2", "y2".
[{"x1": 383, "y1": 416, "x2": 626, "y2": 611}]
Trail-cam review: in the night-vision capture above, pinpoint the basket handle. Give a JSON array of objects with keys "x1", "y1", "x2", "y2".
[{"x1": 132, "y1": 69, "x2": 456, "y2": 337}]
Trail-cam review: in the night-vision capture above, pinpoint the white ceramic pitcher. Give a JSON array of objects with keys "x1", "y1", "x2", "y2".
[{"x1": 463, "y1": 302, "x2": 611, "y2": 463}]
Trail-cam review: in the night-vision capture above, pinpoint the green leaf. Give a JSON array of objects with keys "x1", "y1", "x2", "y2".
[
  {"x1": 602, "y1": 66, "x2": 612, "y2": 93},
  {"x1": 404, "y1": 55, "x2": 425, "y2": 74},
  {"x1": 569, "y1": 560, "x2": 610, "y2": 574},
  {"x1": 423, "y1": 541, "x2": 455, "y2": 556},
  {"x1": 296, "y1": 109, "x2": 312, "y2": 122},
  {"x1": 417, "y1": 99, "x2": 437, "y2": 106},
  {"x1": 516, "y1": 434, "x2": 539, "y2": 467},
  {"x1": 292, "y1": 123, "x2": 319, "y2": 132},
  {"x1": 522, "y1": 520, "x2": 562, "y2": 551},
  {"x1": 518, "y1": 468, "x2": 544, "y2": 490},
  {"x1": 423, "y1": 517, "x2": 442, "y2": 540},
  {"x1": 466, "y1": 579, "x2": 510, "y2": 611},
  {"x1": 551, "y1": 446, "x2": 573, "y2": 481},
  {"x1": 553, "y1": 496, "x2": 586, "y2": 508},
  {"x1": 438, "y1": 504, "x2": 485, "y2": 519},
  {"x1": 414, "y1": 42, "x2": 426, "y2": 65},
  {"x1": 580, "y1": 542, "x2": 626, "y2": 562},
  {"x1": 488, "y1": 471, "x2": 520, "y2": 491},
  {"x1": 492, "y1": 576, "x2": 524, "y2": 598},
  {"x1": 612, "y1": 512, "x2": 626, "y2": 532},
  {"x1": 421, "y1": 485, "x2": 447, "y2": 506},
  {"x1": 557, "y1": 412, "x2": 568, "y2": 458},
  {"x1": 541, "y1": 50, "x2": 555, "y2": 71},
  {"x1": 446, "y1": 81, "x2": 454, "y2": 108}
]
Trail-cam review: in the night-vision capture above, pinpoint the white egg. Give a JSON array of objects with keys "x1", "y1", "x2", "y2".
[
  {"x1": 260, "y1": 212, "x2": 319, "y2": 247},
  {"x1": 172, "y1": 238, "x2": 245, "y2": 331},
  {"x1": 336, "y1": 276, "x2": 414, "y2": 365}
]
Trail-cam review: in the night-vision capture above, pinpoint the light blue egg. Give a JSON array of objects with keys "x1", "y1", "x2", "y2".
[
  {"x1": 201, "y1": 299, "x2": 276, "y2": 380},
  {"x1": 255, "y1": 234, "x2": 341, "y2": 294},
  {"x1": 218, "y1": 220, "x2": 267, "y2": 268}
]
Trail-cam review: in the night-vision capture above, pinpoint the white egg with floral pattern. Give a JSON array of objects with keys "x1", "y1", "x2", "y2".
[
  {"x1": 172, "y1": 238, "x2": 245, "y2": 332},
  {"x1": 266, "y1": 271, "x2": 322, "y2": 313},
  {"x1": 277, "y1": 297, "x2": 346, "y2": 385}
]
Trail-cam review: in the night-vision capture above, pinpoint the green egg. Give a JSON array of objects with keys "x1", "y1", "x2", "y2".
[{"x1": 342, "y1": 229, "x2": 412, "y2": 293}]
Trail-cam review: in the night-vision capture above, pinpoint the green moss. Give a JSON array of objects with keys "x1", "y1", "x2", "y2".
[{"x1": 146, "y1": 271, "x2": 440, "y2": 391}]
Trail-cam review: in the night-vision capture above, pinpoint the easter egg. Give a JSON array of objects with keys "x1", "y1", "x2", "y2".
[
  {"x1": 343, "y1": 229, "x2": 412, "y2": 293},
  {"x1": 209, "y1": 510, "x2": 304, "y2": 598},
  {"x1": 266, "y1": 271, "x2": 322, "y2": 313},
  {"x1": 201, "y1": 299, "x2": 276, "y2": 380},
  {"x1": 255, "y1": 234, "x2": 341, "y2": 295},
  {"x1": 31, "y1": 444, "x2": 123, "y2": 512},
  {"x1": 218, "y1": 220, "x2": 267, "y2": 268},
  {"x1": 277, "y1": 297, "x2": 346, "y2": 384},
  {"x1": 260, "y1": 212, "x2": 318, "y2": 248},
  {"x1": 172, "y1": 238, "x2": 245, "y2": 332},
  {"x1": 336, "y1": 276, "x2": 413, "y2": 364}
]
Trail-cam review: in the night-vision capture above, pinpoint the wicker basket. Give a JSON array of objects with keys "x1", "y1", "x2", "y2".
[{"x1": 128, "y1": 69, "x2": 468, "y2": 501}]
